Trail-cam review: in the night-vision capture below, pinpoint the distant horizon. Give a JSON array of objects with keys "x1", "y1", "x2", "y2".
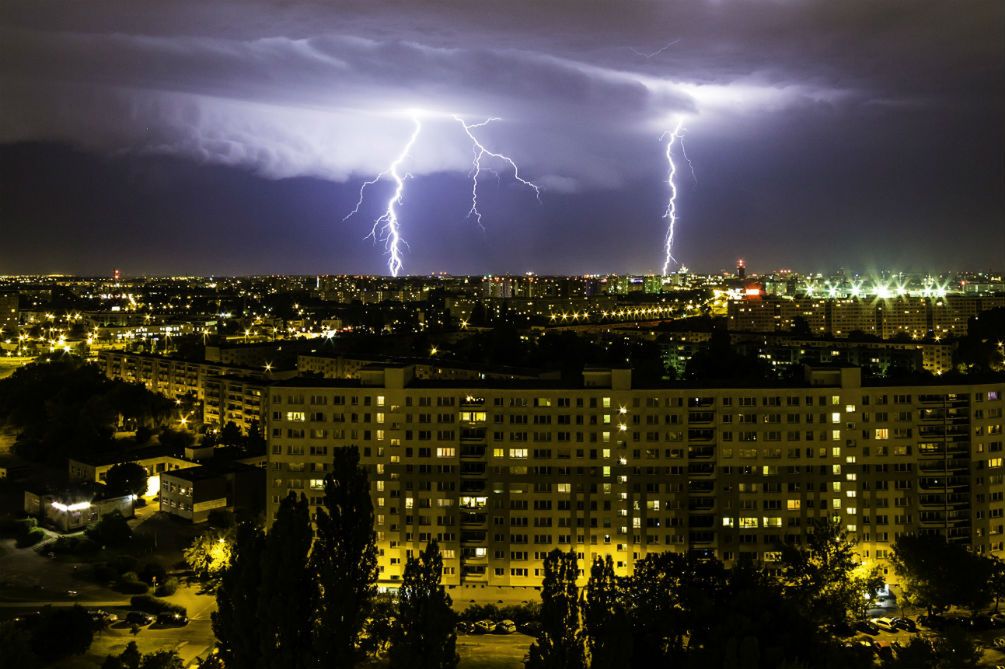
[{"x1": 3, "y1": 267, "x2": 1005, "y2": 279}]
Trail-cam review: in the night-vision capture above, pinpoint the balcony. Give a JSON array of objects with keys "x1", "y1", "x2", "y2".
[
  {"x1": 688, "y1": 411, "x2": 715, "y2": 424},
  {"x1": 460, "y1": 512, "x2": 487, "y2": 527},
  {"x1": 687, "y1": 463, "x2": 715, "y2": 477},
  {"x1": 461, "y1": 445, "x2": 486, "y2": 459},
  {"x1": 461, "y1": 530, "x2": 487, "y2": 545}
]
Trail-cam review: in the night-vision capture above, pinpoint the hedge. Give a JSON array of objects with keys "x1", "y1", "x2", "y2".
[
  {"x1": 129, "y1": 595, "x2": 186, "y2": 617},
  {"x1": 16, "y1": 527, "x2": 45, "y2": 548},
  {"x1": 116, "y1": 572, "x2": 150, "y2": 595},
  {"x1": 155, "y1": 577, "x2": 179, "y2": 597}
]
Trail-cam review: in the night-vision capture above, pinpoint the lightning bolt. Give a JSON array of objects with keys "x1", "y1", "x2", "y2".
[
  {"x1": 628, "y1": 39, "x2": 681, "y2": 59},
  {"x1": 343, "y1": 118, "x2": 422, "y2": 277},
  {"x1": 454, "y1": 115, "x2": 541, "y2": 228},
  {"x1": 661, "y1": 119, "x2": 685, "y2": 275}
]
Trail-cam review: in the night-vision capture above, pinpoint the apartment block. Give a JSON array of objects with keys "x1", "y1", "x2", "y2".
[
  {"x1": 0, "y1": 291, "x2": 17, "y2": 336},
  {"x1": 266, "y1": 364, "x2": 1005, "y2": 588}
]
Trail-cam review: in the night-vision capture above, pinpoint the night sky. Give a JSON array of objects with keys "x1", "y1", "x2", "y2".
[{"x1": 1, "y1": 1, "x2": 1002, "y2": 276}]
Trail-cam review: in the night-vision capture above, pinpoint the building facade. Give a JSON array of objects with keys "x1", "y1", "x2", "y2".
[
  {"x1": 0, "y1": 291, "x2": 18, "y2": 337},
  {"x1": 265, "y1": 365, "x2": 1005, "y2": 587}
]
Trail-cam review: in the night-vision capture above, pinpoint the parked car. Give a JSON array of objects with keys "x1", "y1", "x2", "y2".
[
  {"x1": 13, "y1": 611, "x2": 41, "y2": 627},
  {"x1": 855, "y1": 620, "x2": 880, "y2": 636},
  {"x1": 870, "y1": 617, "x2": 897, "y2": 633},
  {"x1": 943, "y1": 615, "x2": 972, "y2": 629},
  {"x1": 494, "y1": 620, "x2": 517, "y2": 634},
  {"x1": 125, "y1": 611, "x2": 154, "y2": 626},
  {"x1": 918, "y1": 614, "x2": 945, "y2": 629},
  {"x1": 519, "y1": 621, "x2": 543, "y2": 637},
  {"x1": 971, "y1": 615, "x2": 995, "y2": 631},
  {"x1": 473, "y1": 619, "x2": 495, "y2": 634},
  {"x1": 89, "y1": 609, "x2": 118, "y2": 625},
  {"x1": 455, "y1": 621, "x2": 472, "y2": 635},
  {"x1": 892, "y1": 617, "x2": 917, "y2": 633},
  {"x1": 156, "y1": 612, "x2": 188, "y2": 627},
  {"x1": 990, "y1": 612, "x2": 1005, "y2": 628}
]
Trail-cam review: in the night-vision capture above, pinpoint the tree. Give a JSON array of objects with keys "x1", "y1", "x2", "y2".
[
  {"x1": 582, "y1": 556, "x2": 632, "y2": 669},
  {"x1": 139, "y1": 650, "x2": 185, "y2": 669},
  {"x1": 882, "y1": 628, "x2": 981, "y2": 669},
  {"x1": 258, "y1": 493, "x2": 315, "y2": 669},
  {"x1": 104, "y1": 644, "x2": 183, "y2": 669},
  {"x1": 990, "y1": 556, "x2": 1005, "y2": 612},
  {"x1": 184, "y1": 528, "x2": 234, "y2": 584},
  {"x1": 311, "y1": 446, "x2": 378, "y2": 669},
  {"x1": 526, "y1": 549, "x2": 585, "y2": 669},
  {"x1": 621, "y1": 551, "x2": 727, "y2": 667},
  {"x1": 102, "y1": 641, "x2": 142, "y2": 669},
  {"x1": 31, "y1": 605, "x2": 94, "y2": 662},
  {"x1": 390, "y1": 540, "x2": 458, "y2": 669},
  {"x1": 220, "y1": 421, "x2": 243, "y2": 446},
  {"x1": 86, "y1": 511, "x2": 133, "y2": 547},
  {"x1": 891, "y1": 534, "x2": 993, "y2": 616},
  {"x1": 778, "y1": 518, "x2": 883, "y2": 628},
  {"x1": 213, "y1": 523, "x2": 265, "y2": 669},
  {"x1": 0, "y1": 621, "x2": 39, "y2": 669},
  {"x1": 105, "y1": 462, "x2": 149, "y2": 498}
]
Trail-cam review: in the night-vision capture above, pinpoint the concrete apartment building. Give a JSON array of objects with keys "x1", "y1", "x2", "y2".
[
  {"x1": 98, "y1": 350, "x2": 283, "y2": 430},
  {"x1": 266, "y1": 364, "x2": 1005, "y2": 588},
  {"x1": 728, "y1": 295, "x2": 1005, "y2": 339},
  {"x1": 0, "y1": 291, "x2": 18, "y2": 336}
]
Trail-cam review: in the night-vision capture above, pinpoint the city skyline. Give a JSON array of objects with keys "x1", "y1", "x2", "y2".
[{"x1": 2, "y1": 1, "x2": 1003, "y2": 276}]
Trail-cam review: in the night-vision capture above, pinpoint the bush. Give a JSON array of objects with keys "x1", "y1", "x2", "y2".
[
  {"x1": 1, "y1": 517, "x2": 38, "y2": 539},
  {"x1": 16, "y1": 528, "x2": 44, "y2": 548},
  {"x1": 92, "y1": 563, "x2": 118, "y2": 584},
  {"x1": 13, "y1": 517, "x2": 37, "y2": 534},
  {"x1": 155, "y1": 577, "x2": 179, "y2": 597},
  {"x1": 139, "y1": 561, "x2": 167, "y2": 585},
  {"x1": 129, "y1": 595, "x2": 186, "y2": 617},
  {"x1": 206, "y1": 509, "x2": 233, "y2": 529},
  {"x1": 459, "y1": 604, "x2": 501, "y2": 622},
  {"x1": 85, "y1": 511, "x2": 132, "y2": 548},
  {"x1": 50, "y1": 536, "x2": 99, "y2": 556},
  {"x1": 109, "y1": 554, "x2": 139, "y2": 575},
  {"x1": 499, "y1": 602, "x2": 540, "y2": 625},
  {"x1": 115, "y1": 572, "x2": 149, "y2": 595}
]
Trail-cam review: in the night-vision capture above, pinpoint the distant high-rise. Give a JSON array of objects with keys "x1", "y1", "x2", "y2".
[
  {"x1": 737, "y1": 258, "x2": 746, "y2": 279},
  {"x1": 0, "y1": 292, "x2": 18, "y2": 337}
]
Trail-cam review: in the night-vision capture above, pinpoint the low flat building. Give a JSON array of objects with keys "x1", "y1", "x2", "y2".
[
  {"x1": 24, "y1": 485, "x2": 134, "y2": 532},
  {"x1": 68, "y1": 445, "x2": 198, "y2": 495},
  {"x1": 160, "y1": 462, "x2": 265, "y2": 523}
]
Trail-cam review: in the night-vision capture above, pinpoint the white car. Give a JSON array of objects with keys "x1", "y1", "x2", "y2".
[{"x1": 870, "y1": 617, "x2": 897, "y2": 633}]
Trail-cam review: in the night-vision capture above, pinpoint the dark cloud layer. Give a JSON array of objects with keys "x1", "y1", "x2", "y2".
[{"x1": 0, "y1": 0, "x2": 1002, "y2": 275}]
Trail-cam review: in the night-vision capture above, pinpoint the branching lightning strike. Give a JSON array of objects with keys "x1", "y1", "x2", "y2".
[
  {"x1": 628, "y1": 39, "x2": 681, "y2": 59},
  {"x1": 345, "y1": 115, "x2": 541, "y2": 275},
  {"x1": 454, "y1": 115, "x2": 541, "y2": 229},
  {"x1": 660, "y1": 119, "x2": 686, "y2": 276},
  {"x1": 343, "y1": 118, "x2": 422, "y2": 277}
]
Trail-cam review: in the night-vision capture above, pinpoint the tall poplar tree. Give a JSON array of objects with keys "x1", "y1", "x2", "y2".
[
  {"x1": 390, "y1": 540, "x2": 458, "y2": 669},
  {"x1": 311, "y1": 446, "x2": 378, "y2": 669},
  {"x1": 582, "y1": 555, "x2": 631, "y2": 669},
  {"x1": 258, "y1": 492, "x2": 315, "y2": 669},
  {"x1": 526, "y1": 549, "x2": 586, "y2": 669},
  {"x1": 212, "y1": 522, "x2": 265, "y2": 669}
]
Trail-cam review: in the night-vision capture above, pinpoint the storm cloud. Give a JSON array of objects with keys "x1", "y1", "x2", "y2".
[{"x1": 1, "y1": 0, "x2": 1002, "y2": 274}]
